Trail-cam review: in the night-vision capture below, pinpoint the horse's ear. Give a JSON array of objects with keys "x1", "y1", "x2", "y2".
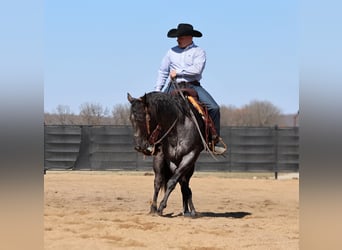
[
  {"x1": 127, "y1": 93, "x2": 134, "y2": 103},
  {"x1": 141, "y1": 93, "x2": 147, "y2": 105}
]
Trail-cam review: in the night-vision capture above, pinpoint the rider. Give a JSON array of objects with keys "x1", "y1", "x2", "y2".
[{"x1": 154, "y1": 23, "x2": 225, "y2": 154}]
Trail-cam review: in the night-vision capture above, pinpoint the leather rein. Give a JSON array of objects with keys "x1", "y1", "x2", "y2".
[{"x1": 144, "y1": 106, "x2": 178, "y2": 150}]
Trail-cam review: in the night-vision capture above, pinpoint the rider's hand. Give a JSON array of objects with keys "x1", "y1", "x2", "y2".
[{"x1": 170, "y1": 70, "x2": 177, "y2": 80}]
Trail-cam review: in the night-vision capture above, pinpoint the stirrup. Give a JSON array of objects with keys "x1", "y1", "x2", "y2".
[
  {"x1": 209, "y1": 137, "x2": 227, "y2": 155},
  {"x1": 214, "y1": 146, "x2": 226, "y2": 155}
]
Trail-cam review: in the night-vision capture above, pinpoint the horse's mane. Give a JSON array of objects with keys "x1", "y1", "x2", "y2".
[{"x1": 145, "y1": 91, "x2": 190, "y2": 125}]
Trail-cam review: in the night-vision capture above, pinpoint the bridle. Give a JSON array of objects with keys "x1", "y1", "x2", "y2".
[
  {"x1": 144, "y1": 106, "x2": 151, "y2": 136},
  {"x1": 143, "y1": 102, "x2": 178, "y2": 154}
]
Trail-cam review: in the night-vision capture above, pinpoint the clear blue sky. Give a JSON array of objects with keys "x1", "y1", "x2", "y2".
[{"x1": 45, "y1": 0, "x2": 298, "y2": 114}]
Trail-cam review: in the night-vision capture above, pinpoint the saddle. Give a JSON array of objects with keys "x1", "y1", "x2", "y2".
[{"x1": 171, "y1": 87, "x2": 227, "y2": 154}]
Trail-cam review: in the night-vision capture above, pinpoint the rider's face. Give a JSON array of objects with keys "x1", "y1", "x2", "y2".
[{"x1": 177, "y1": 36, "x2": 193, "y2": 48}]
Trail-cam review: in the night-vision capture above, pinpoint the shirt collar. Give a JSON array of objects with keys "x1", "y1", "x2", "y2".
[{"x1": 178, "y1": 42, "x2": 195, "y2": 50}]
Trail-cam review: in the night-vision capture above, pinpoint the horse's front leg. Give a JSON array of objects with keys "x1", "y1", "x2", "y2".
[
  {"x1": 180, "y1": 168, "x2": 197, "y2": 217},
  {"x1": 186, "y1": 185, "x2": 197, "y2": 217},
  {"x1": 150, "y1": 174, "x2": 162, "y2": 214},
  {"x1": 157, "y1": 176, "x2": 178, "y2": 215},
  {"x1": 180, "y1": 180, "x2": 190, "y2": 215},
  {"x1": 150, "y1": 151, "x2": 165, "y2": 214},
  {"x1": 158, "y1": 152, "x2": 198, "y2": 216}
]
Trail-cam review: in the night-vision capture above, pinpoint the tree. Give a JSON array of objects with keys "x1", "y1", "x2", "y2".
[
  {"x1": 44, "y1": 99, "x2": 285, "y2": 126},
  {"x1": 220, "y1": 105, "x2": 238, "y2": 126},
  {"x1": 79, "y1": 102, "x2": 109, "y2": 125},
  {"x1": 112, "y1": 104, "x2": 131, "y2": 125},
  {"x1": 242, "y1": 100, "x2": 281, "y2": 126},
  {"x1": 55, "y1": 105, "x2": 73, "y2": 125}
]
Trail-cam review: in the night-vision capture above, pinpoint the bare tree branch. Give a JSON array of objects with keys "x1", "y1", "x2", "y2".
[
  {"x1": 79, "y1": 102, "x2": 108, "y2": 125},
  {"x1": 112, "y1": 104, "x2": 131, "y2": 125}
]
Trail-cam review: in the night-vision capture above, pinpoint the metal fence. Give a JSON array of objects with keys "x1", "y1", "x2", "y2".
[{"x1": 44, "y1": 125, "x2": 299, "y2": 173}]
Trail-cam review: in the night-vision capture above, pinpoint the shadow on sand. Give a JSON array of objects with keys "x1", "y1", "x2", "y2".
[
  {"x1": 197, "y1": 211, "x2": 251, "y2": 218},
  {"x1": 163, "y1": 211, "x2": 251, "y2": 219}
]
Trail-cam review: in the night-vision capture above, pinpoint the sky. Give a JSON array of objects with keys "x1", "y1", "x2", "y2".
[{"x1": 45, "y1": 0, "x2": 298, "y2": 114}]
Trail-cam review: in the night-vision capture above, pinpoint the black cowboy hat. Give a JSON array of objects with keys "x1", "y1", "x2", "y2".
[{"x1": 167, "y1": 23, "x2": 202, "y2": 38}]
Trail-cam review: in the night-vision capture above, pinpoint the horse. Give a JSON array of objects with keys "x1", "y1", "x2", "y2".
[{"x1": 127, "y1": 90, "x2": 208, "y2": 217}]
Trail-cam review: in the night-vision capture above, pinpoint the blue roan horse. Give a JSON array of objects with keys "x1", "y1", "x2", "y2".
[{"x1": 127, "y1": 91, "x2": 207, "y2": 216}]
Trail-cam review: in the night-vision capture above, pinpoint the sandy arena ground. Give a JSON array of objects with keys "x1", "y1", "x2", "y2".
[{"x1": 44, "y1": 171, "x2": 299, "y2": 250}]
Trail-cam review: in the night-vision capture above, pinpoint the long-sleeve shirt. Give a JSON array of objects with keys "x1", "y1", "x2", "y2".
[{"x1": 155, "y1": 42, "x2": 206, "y2": 91}]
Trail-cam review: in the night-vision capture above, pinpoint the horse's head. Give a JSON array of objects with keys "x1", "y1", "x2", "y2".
[{"x1": 127, "y1": 93, "x2": 153, "y2": 155}]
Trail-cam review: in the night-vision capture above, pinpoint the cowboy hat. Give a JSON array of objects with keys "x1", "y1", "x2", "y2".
[{"x1": 167, "y1": 23, "x2": 202, "y2": 38}]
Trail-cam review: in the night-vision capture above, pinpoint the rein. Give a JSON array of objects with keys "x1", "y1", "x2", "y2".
[
  {"x1": 144, "y1": 105, "x2": 178, "y2": 154},
  {"x1": 154, "y1": 118, "x2": 178, "y2": 145},
  {"x1": 170, "y1": 79, "x2": 217, "y2": 160}
]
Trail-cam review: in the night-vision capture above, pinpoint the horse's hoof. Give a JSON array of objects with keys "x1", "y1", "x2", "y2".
[
  {"x1": 184, "y1": 211, "x2": 197, "y2": 217},
  {"x1": 149, "y1": 211, "x2": 158, "y2": 216},
  {"x1": 149, "y1": 206, "x2": 158, "y2": 215},
  {"x1": 190, "y1": 211, "x2": 197, "y2": 217},
  {"x1": 183, "y1": 212, "x2": 192, "y2": 217}
]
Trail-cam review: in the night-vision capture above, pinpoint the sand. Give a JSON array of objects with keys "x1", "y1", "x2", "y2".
[{"x1": 44, "y1": 171, "x2": 298, "y2": 250}]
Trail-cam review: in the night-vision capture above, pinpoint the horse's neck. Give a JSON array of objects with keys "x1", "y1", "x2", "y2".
[
  {"x1": 147, "y1": 92, "x2": 199, "y2": 129},
  {"x1": 155, "y1": 110, "x2": 180, "y2": 128}
]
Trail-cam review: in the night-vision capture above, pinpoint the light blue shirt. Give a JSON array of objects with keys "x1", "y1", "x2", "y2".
[{"x1": 155, "y1": 42, "x2": 206, "y2": 91}]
